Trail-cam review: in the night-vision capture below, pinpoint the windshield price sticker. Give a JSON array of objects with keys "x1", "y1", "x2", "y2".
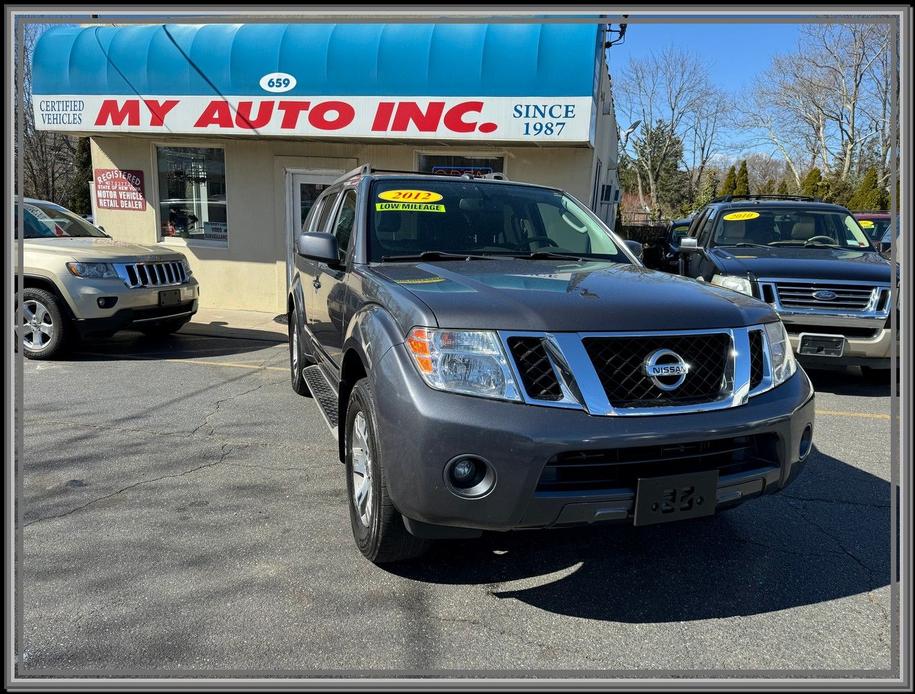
[
  {"x1": 376, "y1": 202, "x2": 446, "y2": 213},
  {"x1": 723, "y1": 211, "x2": 760, "y2": 221},
  {"x1": 378, "y1": 189, "x2": 443, "y2": 203},
  {"x1": 859, "y1": 220, "x2": 875, "y2": 228}
]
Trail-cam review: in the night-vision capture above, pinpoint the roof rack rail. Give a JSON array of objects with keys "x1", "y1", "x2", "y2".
[
  {"x1": 332, "y1": 165, "x2": 511, "y2": 185},
  {"x1": 712, "y1": 194, "x2": 820, "y2": 203}
]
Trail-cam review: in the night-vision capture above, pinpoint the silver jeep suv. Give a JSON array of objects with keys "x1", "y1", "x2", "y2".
[{"x1": 16, "y1": 198, "x2": 200, "y2": 359}]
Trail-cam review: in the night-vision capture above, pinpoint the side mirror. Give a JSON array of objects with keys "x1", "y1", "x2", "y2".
[
  {"x1": 679, "y1": 237, "x2": 699, "y2": 253},
  {"x1": 624, "y1": 239, "x2": 643, "y2": 261},
  {"x1": 296, "y1": 232, "x2": 339, "y2": 265}
]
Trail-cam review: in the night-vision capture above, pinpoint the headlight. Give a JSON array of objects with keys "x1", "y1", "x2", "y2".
[
  {"x1": 66, "y1": 262, "x2": 118, "y2": 280},
  {"x1": 180, "y1": 257, "x2": 193, "y2": 277},
  {"x1": 711, "y1": 274, "x2": 753, "y2": 296},
  {"x1": 765, "y1": 320, "x2": 797, "y2": 386},
  {"x1": 405, "y1": 328, "x2": 521, "y2": 401}
]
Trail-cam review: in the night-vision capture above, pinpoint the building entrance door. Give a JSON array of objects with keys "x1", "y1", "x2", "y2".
[{"x1": 285, "y1": 170, "x2": 340, "y2": 291}]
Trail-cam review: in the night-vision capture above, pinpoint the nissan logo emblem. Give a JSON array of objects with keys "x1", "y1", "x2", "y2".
[
  {"x1": 813, "y1": 290, "x2": 837, "y2": 301},
  {"x1": 643, "y1": 349, "x2": 690, "y2": 391}
]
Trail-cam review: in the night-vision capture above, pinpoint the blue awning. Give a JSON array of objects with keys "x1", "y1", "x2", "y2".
[{"x1": 33, "y1": 23, "x2": 600, "y2": 98}]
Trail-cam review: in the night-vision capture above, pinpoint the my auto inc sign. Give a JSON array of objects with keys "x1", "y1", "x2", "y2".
[{"x1": 33, "y1": 96, "x2": 593, "y2": 143}]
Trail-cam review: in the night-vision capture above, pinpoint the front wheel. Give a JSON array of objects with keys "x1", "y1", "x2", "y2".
[
  {"x1": 18, "y1": 288, "x2": 67, "y2": 360},
  {"x1": 288, "y1": 312, "x2": 311, "y2": 396},
  {"x1": 344, "y1": 379, "x2": 429, "y2": 564}
]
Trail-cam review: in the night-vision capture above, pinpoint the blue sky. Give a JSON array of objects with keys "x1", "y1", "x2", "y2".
[{"x1": 607, "y1": 22, "x2": 803, "y2": 156}]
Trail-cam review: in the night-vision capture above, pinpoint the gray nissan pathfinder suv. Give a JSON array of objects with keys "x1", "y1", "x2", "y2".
[{"x1": 288, "y1": 166, "x2": 815, "y2": 564}]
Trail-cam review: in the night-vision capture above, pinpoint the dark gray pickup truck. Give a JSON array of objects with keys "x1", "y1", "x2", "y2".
[{"x1": 288, "y1": 166, "x2": 815, "y2": 564}]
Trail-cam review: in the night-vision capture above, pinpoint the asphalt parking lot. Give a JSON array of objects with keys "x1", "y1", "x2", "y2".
[{"x1": 17, "y1": 327, "x2": 894, "y2": 676}]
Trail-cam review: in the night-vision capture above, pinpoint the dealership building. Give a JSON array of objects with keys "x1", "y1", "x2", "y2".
[{"x1": 33, "y1": 22, "x2": 622, "y2": 313}]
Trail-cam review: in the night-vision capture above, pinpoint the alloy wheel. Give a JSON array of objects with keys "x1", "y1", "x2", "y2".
[
  {"x1": 350, "y1": 412, "x2": 374, "y2": 527},
  {"x1": 21, "y1": 300, "x2": 54, "y2": 352}
]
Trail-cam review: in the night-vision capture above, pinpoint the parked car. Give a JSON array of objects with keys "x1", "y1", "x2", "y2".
[
  {"x1": 288, "y1": 166, "x2": 815, "y2": 564},
  {"x1": 853, "y1": 211, "x2": 896, "y2": 255},
  {"x1": 676, "y1": 195, "x2": 894, "y2": 380},
  {"x1": 16, "y1": 198, "x2": 200, "y2": 359}
]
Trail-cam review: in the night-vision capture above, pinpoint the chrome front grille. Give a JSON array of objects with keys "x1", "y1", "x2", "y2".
[
  {"x1": 114, "y1": 261, "x2": 186, "y2": 288},
  {"x1": 758, "y1": 278, "x2": 891, "y2": 318},
  {"x1": 500, "y1": 327, "x2": 770, "y2": 417}
]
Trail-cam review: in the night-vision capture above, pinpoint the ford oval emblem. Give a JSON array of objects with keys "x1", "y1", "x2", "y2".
[{"x1": 813, "y1": 290, "x2": 837, "y2": 301}]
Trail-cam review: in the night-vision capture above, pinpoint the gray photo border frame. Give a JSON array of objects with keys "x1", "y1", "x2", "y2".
[{"x1": 4, "y1": 4, "x2": 912, "y2": 690}]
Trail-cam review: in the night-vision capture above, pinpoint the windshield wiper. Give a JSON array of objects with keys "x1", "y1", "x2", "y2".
[
  {"x1": 508, "y1": 251, "x2": 587, "y2": 261},
  {"x1": 804, "y1": 240, "x2": 839, "y2": 248},
  {"x1": 380, "y1": 251, "x2": 497, "y2": 262},
  {"x1": 720, "y1": 242, "x2": 770, "y2": 248}
]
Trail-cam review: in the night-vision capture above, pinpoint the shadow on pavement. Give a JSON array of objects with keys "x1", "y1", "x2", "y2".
[
  {"x1": 805, "y1": 367, "x2": 892, "y2": 397},
  {"x1": 388, "y1": 447, "x2": 890, "y2": 623},
  {"x1": 68, "y1": 327, "x2": 287, "y2": 362}
]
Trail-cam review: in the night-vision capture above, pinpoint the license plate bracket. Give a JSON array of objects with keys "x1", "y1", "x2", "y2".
[
  {"x1": 798, "y1": 332, "x2": 846, "y2": 358},
  {"x1": 158, "y1": 289, "x2": 182, "y2": 307},
  {"x1": 633, "y1": 470, "x2": 719, "y2": 526}
]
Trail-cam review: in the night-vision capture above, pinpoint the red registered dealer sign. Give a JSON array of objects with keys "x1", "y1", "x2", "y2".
[{"x1": 94, "y1": 168, "x2": 147, "y2": 211}]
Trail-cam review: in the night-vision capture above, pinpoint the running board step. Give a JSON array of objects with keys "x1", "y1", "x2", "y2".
[{"x1": 302, "y1": 365, "x2": 339, "y2": 440}]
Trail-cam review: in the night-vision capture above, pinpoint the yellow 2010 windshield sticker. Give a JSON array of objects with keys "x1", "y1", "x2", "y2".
[
  {"x1": 859, "y1": 220, "x2": 875, "y2": 228},
  {"x1": 376, "y1": 202, "x2": 445, "y2": 213},
  {"x1": 723, "y1": 211, "x2": 760, "y2": 221},
  {"x1": 378, "y1": 189, "x2": 444, "y2": 203}
]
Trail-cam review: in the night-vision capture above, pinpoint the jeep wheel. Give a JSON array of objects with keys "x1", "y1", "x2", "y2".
[
  {"x1": 19, "y1": 288, "x2": 67, "y2": 360},
  {"x1": 288, "y1": 313, "x2": 311, "y2": 396},
  {"x1": 344, "y1": 379, "x2": 429, "y2": 564}
]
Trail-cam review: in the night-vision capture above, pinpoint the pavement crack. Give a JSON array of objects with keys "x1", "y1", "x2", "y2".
[
  {"x1": 187, "y1": 378, "x2": 283, "y2": 438},
  {"x1": 784, "y1": 500, "x2": 884, "y2": 579},
  {"x1": 22, "y1": 445, "x2": 239, "y2": 528}
]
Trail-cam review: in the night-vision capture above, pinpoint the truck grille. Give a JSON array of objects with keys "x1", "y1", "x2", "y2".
[
  {"x1": 749, "y1": 329, "x2": 764, "y2": 390},
  {"x1": 772, "y1": 281, "x2": 876, "y2": 311},
  {"x1": 536, "y1": 434, "x2": 779, "y2": 493},
  {"x1": 506, "y1": 337, "x2": 563, "y2": 401},
  {"x1": 582, "y1": 333, "x2": 731, "y2": 408},
  {"x1": 117, "y1": 261, "x2": 187, "y2": 288}
]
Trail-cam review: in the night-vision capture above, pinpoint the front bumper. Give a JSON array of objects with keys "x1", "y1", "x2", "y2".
[
  {"x1": 62, "y1": 276, "x2": 200, "y2": 337},
  {"x1": 373, "y1": 342, "x2": 816, "y2": 533},
  {"x1": 788, "y1": 328, "x2": 893, "y2": 369}
]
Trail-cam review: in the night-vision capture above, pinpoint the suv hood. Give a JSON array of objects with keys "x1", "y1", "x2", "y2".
[
  {"x1": 24, "y1": 238, "x2": 185, "y2": 263},
  {"x1": 372, "y1": 259, "x2": 776, "y2": 332},
  {"x1": 711, "y1": 246, "x2": 891, "y2": 282}
]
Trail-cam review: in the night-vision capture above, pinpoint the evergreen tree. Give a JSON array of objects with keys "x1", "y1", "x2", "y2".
[
  {"x1": 776, "y1": 179, "x2": 790, "y2": 195},
  {"x1": 734, "y1": 160, "x2": 750, "y2": 196},
  {"x1": 760, "y1": 178, "x2": 776, "y2": 195},
  {"x1": 693, "y1": 169, "x2": 721, "y2": 209},
  {"x1": 66, "y1": 137, "x2": 93, "y2": 216},
  {"x1": 800, "y1": 167, "x2": 823, "y2": 198},
  {"x1": 847, "y1": 166, "x2": 888, "y2": 211},
  {"x1": 720, "y1": 166, "x2": 737, "y2": 196}
]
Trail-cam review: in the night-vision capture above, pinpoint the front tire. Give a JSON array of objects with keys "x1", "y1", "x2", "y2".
[
  {"x1": 344, "y1": 378, "x2": 430, "y2": 564},
  {"x1": 18, "y1": 288, "x2": 67, "y2": 360},
  {"x1": 288, "y1": 311, "x2": 311, "y2": 396}
]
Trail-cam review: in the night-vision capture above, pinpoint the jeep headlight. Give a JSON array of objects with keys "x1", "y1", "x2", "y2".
[
  {"x1": 406, "y1": 328, "x2": 521, "y2": 401},
  {"x1": 180, "y1": 257, "x2": 193, "y2": 277},
  {"x1": 711, "y1": 274, "x2": 753, "y2": 296},
  {"x1": 765, "y1": 320, "x2": 797, "y2": 386},
  {"x1": 66, "y1": 261, "x2": 118, "y2": 280}
]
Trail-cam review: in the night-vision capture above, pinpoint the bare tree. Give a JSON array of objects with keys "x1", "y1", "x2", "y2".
[
  {"x1": 16, "y1": 23, "x2": 80, "y2": 203},
  {"x1": 616, "y1": 47, "x2": 718, "y2": 214},
  {"x1": 739, "y1": 23, "x2": 892, "y2": 186}
]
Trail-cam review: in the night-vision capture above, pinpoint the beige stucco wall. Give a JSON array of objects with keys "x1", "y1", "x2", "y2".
[{"x1": 90, "y1": 136, "x2": 597, "y2": 314}]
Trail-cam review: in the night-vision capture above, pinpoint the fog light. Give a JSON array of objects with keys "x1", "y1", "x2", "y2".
[
  {"x1": 444, "y1": 455, "x2": 496, "y2": 498},
  {"x1": 799, "y1": 425, "x2": 814, "y2": 460},
  {"x1": 96, "y1": 296, "x2": 118, "y2": 309}
]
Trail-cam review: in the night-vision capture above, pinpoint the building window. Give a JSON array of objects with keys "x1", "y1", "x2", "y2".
[
  {"x1": 157, "y1": 146, "x2": 228, "y2": 242},
  {"x1": 417, "y1": 154, "x2": 504, "y2": 178}
]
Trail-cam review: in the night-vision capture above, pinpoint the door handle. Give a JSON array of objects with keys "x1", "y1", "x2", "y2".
[{"x1": 313, "y1": 278, "x2": 322, "y2": 290}]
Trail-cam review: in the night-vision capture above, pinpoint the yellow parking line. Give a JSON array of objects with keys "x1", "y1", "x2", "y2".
[{"x1": 816, "y1": 409, "x2": 891, "y2": 420}]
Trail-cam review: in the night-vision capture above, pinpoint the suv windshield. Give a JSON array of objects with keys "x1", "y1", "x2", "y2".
[
  {"x1": 711, "y1": 208, "x2": 873, "y2": 250},
  {"x1": 19, "y1": 201, "x2": 108, "y2": 239},
  {"x1": 368, "y1": 179, "x2": 629, "y2": 263}
]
